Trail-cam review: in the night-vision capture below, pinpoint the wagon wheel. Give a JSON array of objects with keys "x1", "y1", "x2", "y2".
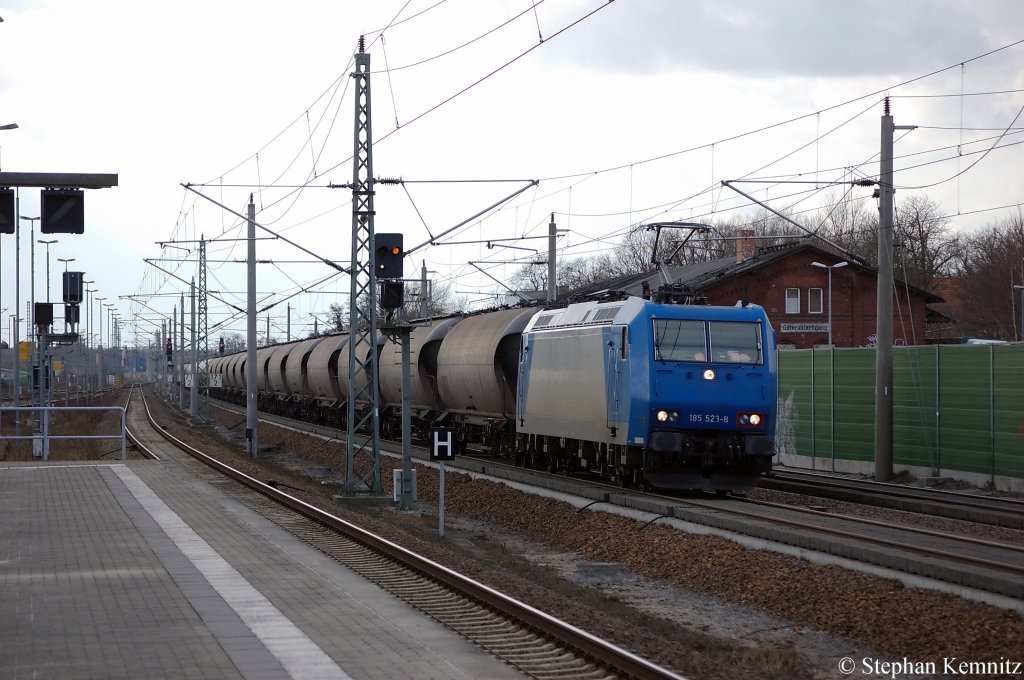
[{"x1": 615, "y1": 467, "x2": 630, "y2": 488}]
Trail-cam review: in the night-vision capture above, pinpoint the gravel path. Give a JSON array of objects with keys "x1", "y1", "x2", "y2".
[{"x1": 144, "y1": 394, "x2": 1024, "y2": 680}]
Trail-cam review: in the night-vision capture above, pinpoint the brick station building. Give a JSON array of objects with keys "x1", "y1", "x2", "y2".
[{"x1": 568, "y1": 240, "x2": 942, "y2": 349}]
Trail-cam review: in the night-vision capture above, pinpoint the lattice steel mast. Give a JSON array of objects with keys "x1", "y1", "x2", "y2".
[
  {"x1": 345, "y1": 37, "x2": 382, "y2": 494},
  {"x1": 197, "y1": 236, "x2": 210, "y2": 423}
]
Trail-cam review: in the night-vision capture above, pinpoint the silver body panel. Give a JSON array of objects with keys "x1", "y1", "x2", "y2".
[{"x1": 518, "y1": 325, "x2": 621, "y2": 444}]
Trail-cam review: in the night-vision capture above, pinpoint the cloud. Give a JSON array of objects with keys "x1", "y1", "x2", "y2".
[{"x1": 544, "y1": 0, "x2": 1004, "y2": 78}]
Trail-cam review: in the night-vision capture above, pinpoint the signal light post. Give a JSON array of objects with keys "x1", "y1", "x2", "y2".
[{"x1": 374, "y1": 231, "x2": 415, "y2": 509}]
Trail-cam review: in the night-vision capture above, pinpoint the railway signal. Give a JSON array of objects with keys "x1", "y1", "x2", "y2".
[{"x1": 374, "y1": 233, "x2": 403, "y2": 279}]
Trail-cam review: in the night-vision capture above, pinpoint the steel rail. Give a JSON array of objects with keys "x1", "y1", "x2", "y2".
[
  {"x1": 123, "y1": 386, "x2": 161, "y2": 460},
  {"x1": 766, "y1": 469, "x2": 1024, "y2": 512},
  {"x1": 128, "y1": 387, "x2": 687, "y2": 680},
  {"x1": 205, "y1": 397, "x2": 1024, "y2": 589}
]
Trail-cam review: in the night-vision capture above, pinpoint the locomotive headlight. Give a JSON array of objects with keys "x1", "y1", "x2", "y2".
[
  {"x1": 703, "y1": 369, "x2": 716, "y2": 381},
  {"x1": 737, "y1": 412, "x2": 765, "y2": 427},
  {"x1": 656, "y1": 410, "x2": 679, "y2": 423}
]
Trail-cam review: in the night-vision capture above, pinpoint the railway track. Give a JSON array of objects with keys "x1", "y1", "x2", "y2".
[
  {"x1": 205, "y1": 395, "x2": 1024, "y2": 533},
  {"x1": 761, "y1": 469, "x2": 1024, "y2": 530},
  {"x1": 202, "y1": 396, "x2": 1024, "y2": 605},
  {"x1": 125, "y1": 386, "x2": 686, "y2": 680}
]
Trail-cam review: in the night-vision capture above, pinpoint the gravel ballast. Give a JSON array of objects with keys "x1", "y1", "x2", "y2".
[{"x1": 142, "y1": 394, "x2": 1024, "y2": 680}]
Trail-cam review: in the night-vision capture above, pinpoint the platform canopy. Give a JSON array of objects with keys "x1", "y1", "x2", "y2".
[{"x1": 0, "y1": 172, "x2": 118, "y2": 188}]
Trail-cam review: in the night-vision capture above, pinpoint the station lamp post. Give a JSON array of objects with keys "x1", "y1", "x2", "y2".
[
  {"x1": 104, "y1": 303, "x2": 114, "y2": 349},
  {"x1": 81, "y1": 281, "x2": 93, "y2": 393},
  {"x1": 37, "y1": 238, "x2": 57, "y2": 301},
  {"x1": 811, "y1": 261, "x2": 848, "y2": 347},
  {"x1": 58, "y1": 258, "x2": 75, "y2": 331},
  {"x1": 36, "y1": 238, "x2": 57, "y2": 419},
  {"x1": 21, "y1": 216, "x2": 39, "y2": 332},
  {"x1": 0, "y1": 123, "x2": 12, "y2": 402},
  {"x1": 82, "y1": 281, "x2": 94, "y2": 349},
  {"x1": 58, "y1": 257, "x2": 75, "y2": 285},
  {"x1": 95, "y1": 297, "x2": 106, "y2": 343},
  {"x1": 19, "y1": 216, "x2": 40, "y2": 412}
]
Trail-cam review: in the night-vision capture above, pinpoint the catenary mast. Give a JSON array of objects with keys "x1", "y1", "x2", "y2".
[{"x1": 345, "y1": 36, "x2": 382, "y2": 494}]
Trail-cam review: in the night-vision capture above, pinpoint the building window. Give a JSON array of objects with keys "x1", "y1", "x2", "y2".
[
  {"x1": 808, "y1": 288, "x2": 823, "y2": 314},
  {"x1": 785, "y1": 288, "x2": 800, "y2": 314}
]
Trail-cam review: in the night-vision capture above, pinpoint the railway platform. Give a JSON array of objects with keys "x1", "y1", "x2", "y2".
[{"x1": 0, "y1": 459, "x2": 525, "y2": 680}]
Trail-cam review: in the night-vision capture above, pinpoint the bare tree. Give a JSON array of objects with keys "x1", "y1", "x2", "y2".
[
  {"x1": 559, "y1": 256, "x2": 616, "y2": 290},
  {"x1": 595, "y1": 223, "x2": 724, "y2": 281},
  {"x1": 507, "y1": 261, "x2": 548, "y2": 296},
  {"x1": 507, "y1": 254, "x2": 627, "y2": 299},
  {"x1": 814, "y1": 190, "x2": 879, "y2": 264},
  {"x1": 326, "y1": 302, "x2": 347, "y2": 332},
  {"x1": 218, "y1": 332, "x2": 245, "y2": 353},
  {"x1": 407, "y1": 277, "x2": 467, "y2": 317},
  {"x1": 955, "y1": 212, "x2": 1024, "y2": 340},
  {"x1": 894, "y1": 195, "x2": 959, "y2": 290}
]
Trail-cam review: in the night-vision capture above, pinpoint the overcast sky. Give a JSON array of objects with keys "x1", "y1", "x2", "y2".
[{"x1": 1, "y1": 0, "x2": 1022, "y2": 346}]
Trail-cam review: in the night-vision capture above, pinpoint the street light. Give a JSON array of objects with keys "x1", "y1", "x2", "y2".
[
  {"x1": 104, "y1": 303, "x2": 114, "y2": 349},
  {"x1": 1015, "y1": 285, "x2": 1024, "y2": 342},
  {"x1": 20, "y1": 216, "x2": 39, "y2": 334},
  {"x1": 81, "y1": 281, "x2": 94, "y2": 392},
  {"x1": 811, "y1": 261, "x2": 849, "y2": 347},
  {"x1": 95, "y1": 296, "x2": 106, "y2": 389},
  {"x1": 95, "y1": 297, "x2": 106, "y2": 346},
  {"x1": 20, "y1": 216, "x2": 40, "y2": 412},
  {"x1": 0, "y1": 122, "x2": 17, "y2": 171},
  {"x1": 82, "y1": 281, "x2": 94, "y2": 349},
  {"x1": 38, "y1": 239, "x2": 57, "y2": 301}
]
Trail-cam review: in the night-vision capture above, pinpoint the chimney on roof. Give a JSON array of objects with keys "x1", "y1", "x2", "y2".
[{"x1": 736, "y1": 229, "x2": 756, "y2": 263}]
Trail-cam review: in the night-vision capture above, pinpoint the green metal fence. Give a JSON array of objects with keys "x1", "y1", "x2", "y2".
[{"x1": 776, "y1": 343, "x2": 1024, "y2": 482}]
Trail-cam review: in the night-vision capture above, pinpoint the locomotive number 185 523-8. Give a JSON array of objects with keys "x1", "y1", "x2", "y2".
[{"x1": 688, "y1": 413, "x2": 729, "y2": 424}]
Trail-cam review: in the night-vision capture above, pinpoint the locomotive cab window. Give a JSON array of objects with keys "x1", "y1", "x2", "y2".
[
  {"x1": 709, "y1": 321, "x2": 762, "y2": 365},
  {"x1": 653, "y1": 319, "x2": 707, "y2": 362}
]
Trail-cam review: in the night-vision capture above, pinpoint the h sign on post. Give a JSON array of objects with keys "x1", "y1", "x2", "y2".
[
  {"x1": 430, "y1": 427, "x2": 455, "y2": 461},
  {"x1": 430, "y1": 426, "x2": 455, "y2": 537}
]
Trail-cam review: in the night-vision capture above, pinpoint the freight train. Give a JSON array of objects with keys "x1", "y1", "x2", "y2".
[{"x1": 209, "y1": 291, "x2": 778, "y2": 491}]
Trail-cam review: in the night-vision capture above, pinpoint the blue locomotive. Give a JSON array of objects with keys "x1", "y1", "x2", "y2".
[
  {"x1": 514, "y1": 296, "x2": 776, "y2": 490},
  {"x1": 209, "y1": 293, "x2": 777, "y2": 491}
]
